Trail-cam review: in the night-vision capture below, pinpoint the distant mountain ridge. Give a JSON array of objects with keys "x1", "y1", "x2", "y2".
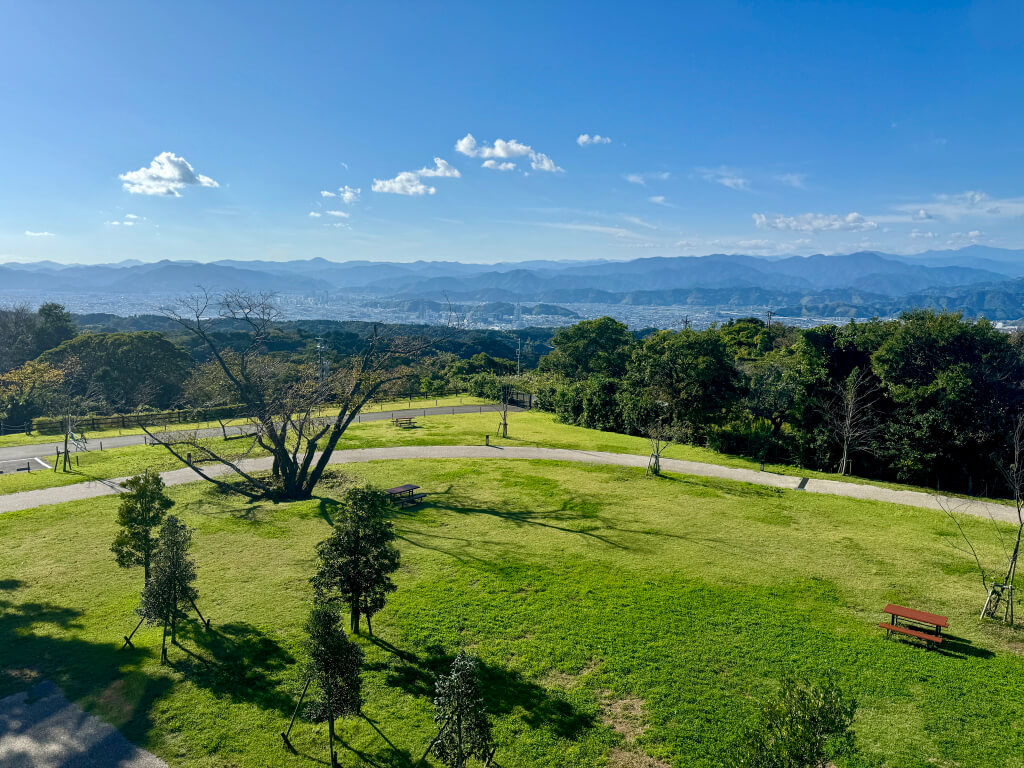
[{"x1": 3, "y1": 247, "x2": 1024, "y2": 321}]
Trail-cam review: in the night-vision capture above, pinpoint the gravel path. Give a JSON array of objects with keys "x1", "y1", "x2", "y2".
[
  {"x1": 0, "y1": 404, "x2": 513, "y2": 463},
  {"x1": 0, "y1": 681, "x2": 166, "y2": 768},
  {"x1": 0, "y1": 443, "x2": 1018, "y2": 525}
]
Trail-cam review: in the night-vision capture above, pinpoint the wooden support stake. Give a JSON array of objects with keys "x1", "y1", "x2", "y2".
[
  {"x1": 122, "y1": 617, "x2": 145, "y2": 650},
  {"x1": 280, "y1": 677, "x2": 311, "y2": 752}
]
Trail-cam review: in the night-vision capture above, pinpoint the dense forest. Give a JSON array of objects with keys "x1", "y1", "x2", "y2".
[{"x1": 3, "y1": 301, "x2": 1022, "y2": 496}]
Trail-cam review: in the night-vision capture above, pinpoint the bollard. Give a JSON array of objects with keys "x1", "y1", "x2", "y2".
[
  {"x1": 100, "y1": 441, "x2": 103, "y2": 451},
  {"x1": 485, "y1": 434, "x2": 489, "y2": 446},
  {"x1": 760, "y1": 461, "x2": 764, "y2": 472},
  {"x1": 186, "y1": 452, "x2": 192, "y2": 466}
]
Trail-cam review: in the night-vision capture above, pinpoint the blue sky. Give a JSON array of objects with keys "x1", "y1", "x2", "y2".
[{"x1": 2, "y1": 0, "x2": 1024, "y2": 264}]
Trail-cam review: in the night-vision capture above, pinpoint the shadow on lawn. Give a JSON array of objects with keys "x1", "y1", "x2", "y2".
[
  {"x1": 368, "y1": 637, "x2": 595, "y2": 741},
  {"x1": 169, "y1": 620, "x2": 296, "y2": 715},
  {"x1": 0, "y1": 578, "x2": 172, "y2": 747}
]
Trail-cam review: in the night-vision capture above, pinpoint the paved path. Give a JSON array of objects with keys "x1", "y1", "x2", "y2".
[
  {"x1": 0, "y1": 444, "x2": 1019, "y2": 525},
  {"x1": 0, "y1": 404, "x2": 514, "y2": 463},
  {"x1": 0, "y1": 681, "x2": 167, "y2": 768}
]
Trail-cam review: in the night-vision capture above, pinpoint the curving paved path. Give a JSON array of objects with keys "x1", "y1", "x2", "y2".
[
  {"x1": 0, "y1": 443, "x2": 1019, "y2": 525},
  {"x1": 0, "y1": 404, "x2": 516, "y2": 463}
]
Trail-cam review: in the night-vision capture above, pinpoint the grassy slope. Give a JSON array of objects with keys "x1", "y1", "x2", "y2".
[
  {"x1": 2, "y1": 459, "x2": 1023, "y2": 768},
  {"x1": 0, "y1": 396, "x2": 490, "y2": 449},
  {"x1": 0, "y1": 410, "x2": 1010, "y2": 505}
]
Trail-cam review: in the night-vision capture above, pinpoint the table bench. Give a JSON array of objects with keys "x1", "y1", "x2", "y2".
[
  {"x1": 880, "y1": 603, "x2": 948, "y2": 648},
  {"x1": 385, "y1": 484, "x2": 426, "y2": 507},
  {"x1": 392, "y1": 416, "x2": 416, "y2": 429}
]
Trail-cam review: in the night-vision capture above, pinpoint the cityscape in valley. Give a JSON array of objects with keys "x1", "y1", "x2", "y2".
[{"x1": 3, "y1": 3, "x2": 1024, "y2": 768}]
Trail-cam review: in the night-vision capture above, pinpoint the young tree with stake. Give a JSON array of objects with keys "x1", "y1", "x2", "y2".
[
  {"x1": 427, "y1": 651, "x2": 495, "y2": 768},
  {"x1": 137, "y1": 515, "x2": 207, "y2": 662},
  {"x1": 311, "y1": 486, "x2": 400, "y2": 635},
  {"x1": 282, "y1": 603, "x2": 363, "y2": 766}
]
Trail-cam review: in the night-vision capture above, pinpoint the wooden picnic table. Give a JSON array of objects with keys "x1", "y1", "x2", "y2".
[
  {"x1": 880, "y1": 603, "x2": 948, "y2": 648},
  {"x1": 385, "y1": 484, "x2": 426, "y2": 507},
  {"x1": 392, "y1": 416, "x2": 416, "y2": 429}
]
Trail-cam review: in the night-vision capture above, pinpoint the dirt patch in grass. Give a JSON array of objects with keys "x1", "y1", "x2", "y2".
[
  {"x1": 606, "y1": 747, "x2": 670, "y2": 768},
  {"x1": 539, "y1": 658, "x2": 600, "y2": 689},
  {"x1": 598, "y1": 690, "x2": 647, "y2": 741}
]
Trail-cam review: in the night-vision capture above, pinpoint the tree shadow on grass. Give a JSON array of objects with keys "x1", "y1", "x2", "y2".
[
  {"x1": 0, "y1": 579, "x2": 172, "y2": 750},
  {"x1": 168, "y1": 620, "x2": 296, "y2": 715},
  {"x1": 368, "y1": 637, "x2": 595, "y2": 742}
]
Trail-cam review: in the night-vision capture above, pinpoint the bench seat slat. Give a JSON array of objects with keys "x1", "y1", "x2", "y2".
[
  {"x1": 879, "y1": 622, "x2": 944, "y2": 644},
  {"x1": 883, "y1": 603, "x2": 948, "y2": 628}
]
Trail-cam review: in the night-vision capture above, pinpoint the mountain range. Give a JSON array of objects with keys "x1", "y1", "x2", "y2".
[{"x1": 3, "y1": 246, "x2": 1024, "y2": 321}]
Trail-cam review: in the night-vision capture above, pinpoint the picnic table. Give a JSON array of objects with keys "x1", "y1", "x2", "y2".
[
  {"x1": 392, "y1": 416, "x2": 416, "y2": 429},
  {"x1": 385, "y1": 484, "x2": 426, "y2": 507},
  {"x1": 879, "y1": 603, "x2": 948, "y2": 648}
]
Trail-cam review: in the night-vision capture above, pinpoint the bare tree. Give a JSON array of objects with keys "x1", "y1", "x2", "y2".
[
  {"x1": 143, "y1": 290, "x2": 452, "y2": 500},
  {"x1": 824, "y1": 367, "x2": 880, "y2": 476},
  {"x1": 940, "y1": 413, "x2": 1024, "y2": 625},
  {"x1": 496, "y1": 376, "x2": 516, "y2": 439}
]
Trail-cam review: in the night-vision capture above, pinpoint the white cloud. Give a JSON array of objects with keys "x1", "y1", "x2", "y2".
[
  {"x1": 119, "y1": 152, "x2": 219, "y2": 196},
  {"x1": 894, "y1": 191, "x2": 1024, "y2": 221},
  {"x1": 482, "y1": 160, "x2": 516, "y2": 171},
  {"x1": 105, "y1": 220, "x2": 135, "y2": 227},
  {"x1": 776, "y1": 173, "x2": 807, "y2": 189},
  {"x1": 25, "y1": 230, "x2": 55, "y2": 237},
  {"x1": 538, "y1": 222, "x2": 651, "y2": 241},
  {"x1": 418, "y1": 158, "x2": 461, "y2": 178},
  {"x1": 698, "y1": 166, "x2": 750, "y2": 191},
  {"x1": 625, "y1": 171, "x2": 670, "y2": 186},
  {"x1": 309, "y1": 212, "x2": 322, "y2": 218},
  {"x1": 325, "y1": 210, "x2": 350, "y2": 218},
  {"x1": 124, "y1": 213, "x2": 140, "y2": 220},
  {"x1": 909, "y1": 229, "x2": 938, "y2": 239},
  {"x1": 577, "y1": 133, "x2": 612, "y2": 146},
  {"x1": 455, "y1": 133, "x2": 562, "y2": 173},
  {"x1": 623, "y1": 215, "x2": 657, "y2": 230},
  {"x1": 372, "y1": 171, "x2": 436, "y2": 196},
  {"x1": 753, "y1": 211, "x2": 878, "y2": 232},
  {"x1": 530, "y1": 152, "x2": 564, "y2": 173},
  {"x1": 321, "y1": 185, "x2": 361, "y2": 203}
]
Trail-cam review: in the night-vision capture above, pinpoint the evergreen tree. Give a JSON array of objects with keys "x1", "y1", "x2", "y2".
[
  {"x1": 311, "y1": 486, "x2": 400, "y2": 634},
  {"x1": 302, "y1": 602, "x2": 363, "y2": 767},
  {"x1": 431, "y1": 651, "x2": 494, "y2": 768},
  {"x1": 138, "y1": 515, "x2": 199, "y2": 662},
  {"x1": 111, "y1": 472, "x2": 174, "y2": 583}
]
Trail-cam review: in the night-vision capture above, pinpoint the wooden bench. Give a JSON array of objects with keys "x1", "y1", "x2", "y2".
[
  {"x1": 879, "y1": 604, "x2": 948, "y2": 648},
  {"x1": 392, "y1": 416, "x2": 416, "y2": 429}
]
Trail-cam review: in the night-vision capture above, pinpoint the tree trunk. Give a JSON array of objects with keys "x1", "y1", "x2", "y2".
[
  {"x1": 326, "y1": 683, "x2": 338, "y2": 768},
  {"x1": 839, "y1": 439, "x2": 849, "y2": 475},
  {"x1": 350, "y1": 600, "x2": 361, "y2": 634}
]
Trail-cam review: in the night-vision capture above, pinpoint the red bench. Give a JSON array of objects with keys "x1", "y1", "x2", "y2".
[{"x1": 879, "y1": 604, "x2": 948, "y2": 648}]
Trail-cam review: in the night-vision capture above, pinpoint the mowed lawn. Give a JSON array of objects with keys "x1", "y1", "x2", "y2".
[{"x1": 2, "y1": 459, "x2": 1023, "y2": 767}]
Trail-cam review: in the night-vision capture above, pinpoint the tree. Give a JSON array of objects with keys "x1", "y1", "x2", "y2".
[
  {"x1": 496, "y1": 375, "x2": 516, "y2": 439},
  {"x1": 300, "y1": 602, "x2": 364, "y2": 767},
  {"x1": 623, "y1": 328, "x2": 741, "y2": 439},
  {"x1": 32, "y1": 302, "x2": 76, "y2": 355},
  {"x1": 311, "y1": 486, "x2": 401, "y2": 634},
  {"x1": 823, "y1": 367, "x2": 880, "y2": 476},
  {"x1": 429, "y1": 651, "x2": 494, "y2": 768},
  {"x1": 538, "y1": 317, "x2": 634, "y2": 380},
  {"x1": 111, "y1": 472, "x2": 175, "y2": 583},
  {"x1": 0, "y1": 304, "x2": 38, "y2": 373},
  {"x1": 137, "y1": 515, "x2": 204, "y2": 663},
  {"x1": 736, "y1": 675, "x2": 857, "y2": 768},
  {"x1": 0, "y1": 359, "x2": 65, "y2": 428},
  {"x1": 144, "y1": 290, "x2": 451, "y2": 500}
]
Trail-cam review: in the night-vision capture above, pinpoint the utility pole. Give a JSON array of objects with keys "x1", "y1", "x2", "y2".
[
  {"x1": 766, "y1": 310, "x2": 775, "y2": 329},
  {"x1": 516, "y1": 337, "x2": 522, "y2": 377},
  {"x1": 315, "y1": 337, "x2": 329, "y2": 382},
  {"x1": 682, "y1": 315, "x2": 691, "y2": 330}
]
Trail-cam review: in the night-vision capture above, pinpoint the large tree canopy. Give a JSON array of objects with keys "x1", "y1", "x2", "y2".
[{"x1": 539, "y1": 316, "x2": 635, "y2": 380}]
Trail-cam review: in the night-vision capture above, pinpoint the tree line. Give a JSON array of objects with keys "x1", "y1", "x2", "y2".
[{"x1": 517, "y1": 312, "x2": 1024, "y2": 497}]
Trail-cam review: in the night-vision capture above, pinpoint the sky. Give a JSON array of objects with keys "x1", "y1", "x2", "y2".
[{"x1": 2, "y1": 0, "x2": 1024, "y2": 265}]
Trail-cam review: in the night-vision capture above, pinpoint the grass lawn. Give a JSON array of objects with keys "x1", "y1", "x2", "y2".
[
  {"x1": 1, "y1": 409, "x2": 1010, "y2": 505},
  {"x1": 2, "y1": 458, "x2": 1023, "y2": 767},
  {"x1": 0, "y1": 395, "x2": 491, "y2": 449}
]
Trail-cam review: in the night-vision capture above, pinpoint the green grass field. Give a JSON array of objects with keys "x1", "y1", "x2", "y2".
[
  {"x1": 0, "y1": 395, "x2": 490, "y2": 449},
  {"x1": 2, "y1": 458, "x2": 1023, "y2": 767},
  {"x1": 0, "y1": 408, "x2": 1011, "y2": 505}
]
